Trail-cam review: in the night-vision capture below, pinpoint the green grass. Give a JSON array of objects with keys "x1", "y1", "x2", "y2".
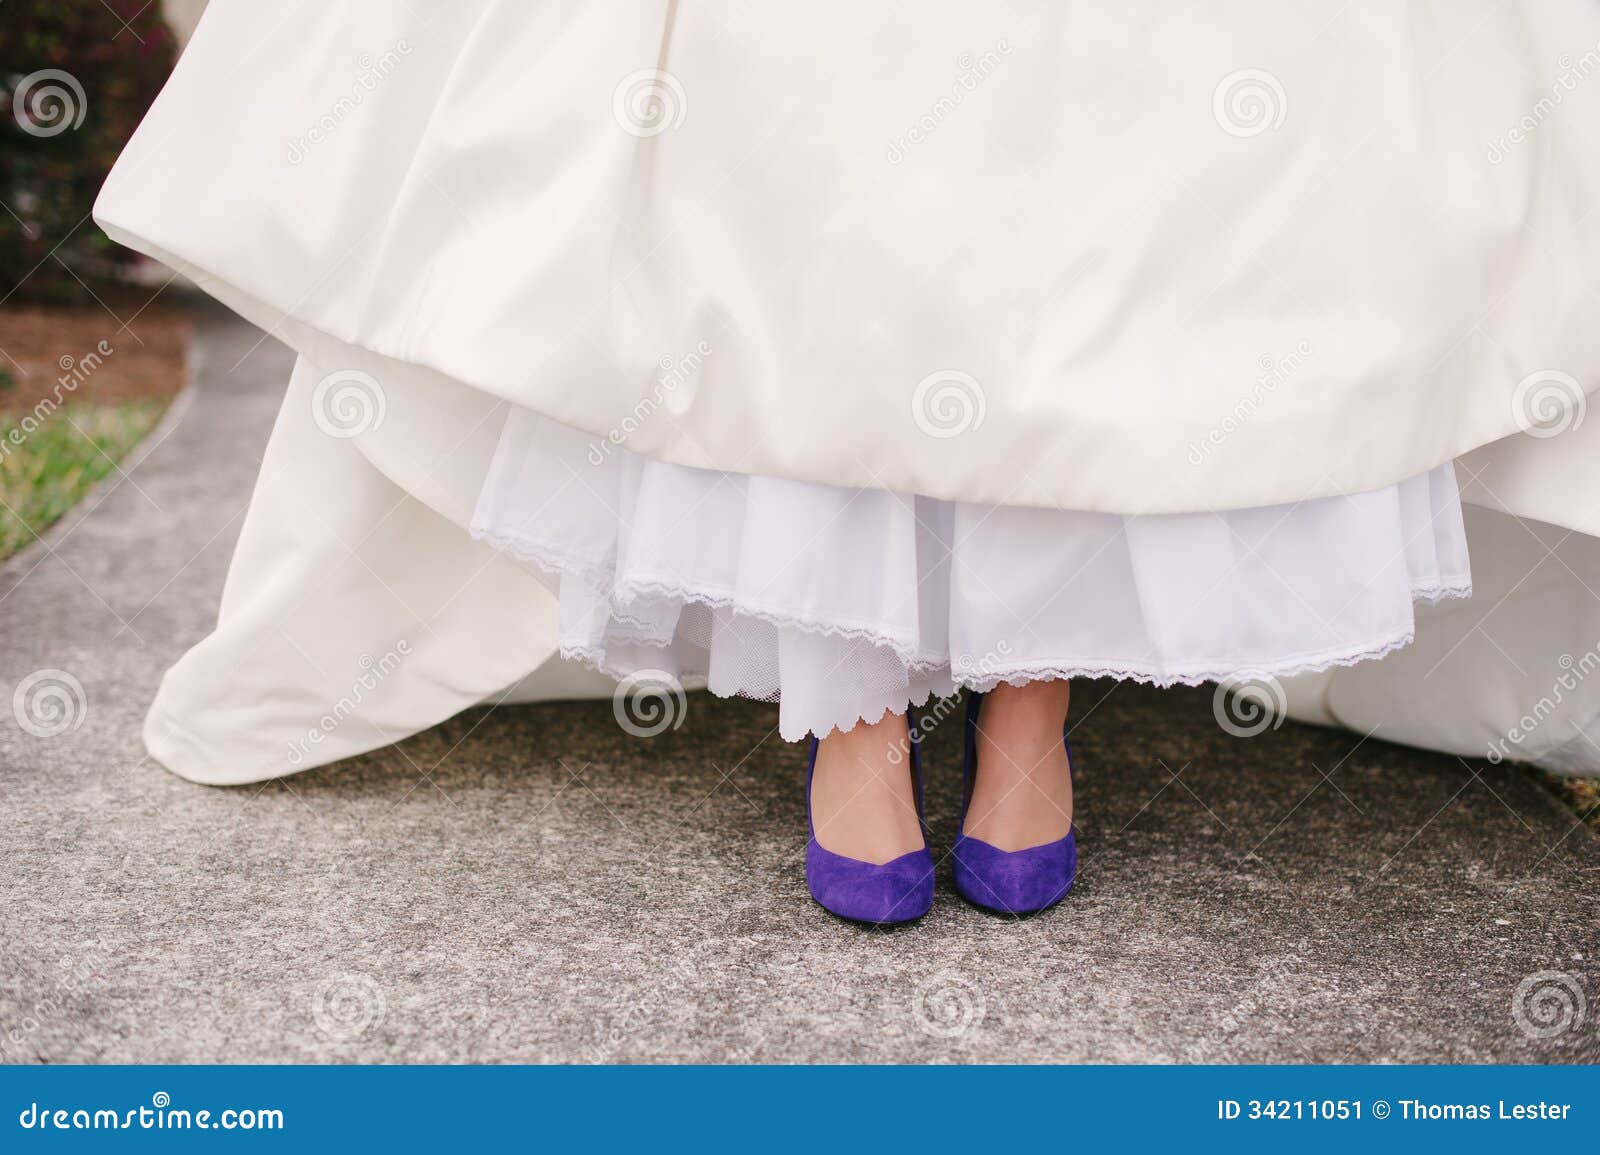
[{"x1": 0, "y1": 400, "x2": 168, "y2": 560}]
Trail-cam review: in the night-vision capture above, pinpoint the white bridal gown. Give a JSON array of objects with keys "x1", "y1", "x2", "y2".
[{"x1": 92, "y1": 1, "x2": 1600, "y2": 778}]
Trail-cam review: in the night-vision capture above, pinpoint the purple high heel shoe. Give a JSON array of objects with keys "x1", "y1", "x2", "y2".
[
  {"x1": 952, "y1": 691, "x2": 1077, "y2": 915},
  {"x1": 805, "y1": 732, "x2": 935, "y2": 926}
]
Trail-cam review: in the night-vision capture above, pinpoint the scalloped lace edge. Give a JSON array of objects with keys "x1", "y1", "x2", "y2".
[
  {"x1": 471, "y1": 523, "x2": 938, "y2": 663},
  {"x1": 473, "y1": 520, "x2": 1473, "y2": 740}
]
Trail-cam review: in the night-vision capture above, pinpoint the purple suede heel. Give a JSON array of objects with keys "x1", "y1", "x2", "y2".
[
  {"x1": 952, "y1": 691, "x2": 1077, "y2": 915},
  {"x1": 805, "y1": 733, "x2": 935, "y2": 926}
]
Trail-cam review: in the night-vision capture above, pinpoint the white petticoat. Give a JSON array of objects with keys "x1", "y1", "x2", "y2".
[{"x1": 470, "y1": 407, "x2": 1471, "y2": 740}]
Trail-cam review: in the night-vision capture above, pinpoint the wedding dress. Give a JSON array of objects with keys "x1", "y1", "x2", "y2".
[{"x1": 92, "y1": 1, "x2": 1600, "y2": 774}]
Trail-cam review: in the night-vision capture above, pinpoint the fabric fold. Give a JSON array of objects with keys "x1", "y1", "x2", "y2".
[{"x1": 471, "y1": 406, "x2": 1472, "y2": 739}]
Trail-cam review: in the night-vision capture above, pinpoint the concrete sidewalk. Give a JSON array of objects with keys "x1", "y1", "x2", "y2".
[{"x1": 1, "y1": 304, "x2": 1596, "y2": 1063}]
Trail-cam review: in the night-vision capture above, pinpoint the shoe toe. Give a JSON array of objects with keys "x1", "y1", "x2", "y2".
[
  {"x1": 806, "y1": 842, "x2": 935, "y2": 925},
  {"x1": 952, "y1": 833, "x2": 1076, "y2": 915}
]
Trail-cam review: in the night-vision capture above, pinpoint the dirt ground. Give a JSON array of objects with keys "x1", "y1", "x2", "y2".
[{"x1": 0, "y1": 288, "x2": 192, "y2": 412}]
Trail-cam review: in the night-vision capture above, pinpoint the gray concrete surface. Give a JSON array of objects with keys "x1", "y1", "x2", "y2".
[{"x1": 1, "y1": 303, "x2": 1596, "y2": 1064}]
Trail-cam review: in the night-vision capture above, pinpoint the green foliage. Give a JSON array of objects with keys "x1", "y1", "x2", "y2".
[
  {"x1": 0, "y1": 2, "x2": 176, "y2": 305},
  {"x1": 0, "y1": 399, "x2": 166, "y2": 559}
]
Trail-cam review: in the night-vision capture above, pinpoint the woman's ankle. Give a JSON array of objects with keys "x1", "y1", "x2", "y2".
[
  {"x1": 980, "y1": 679, "x2": 1071, "y2": 739},
  {"x1": 809, "y1": 711, "x2": 925, "y2": 864},
  {"x1": 966, "y1": 682, "x2": 1074, "y2": 851}
]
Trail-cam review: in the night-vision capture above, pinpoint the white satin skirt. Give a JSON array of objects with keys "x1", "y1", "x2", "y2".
[{"x1": 472, "y1": 407, "x2": 1470, "y2": 739}]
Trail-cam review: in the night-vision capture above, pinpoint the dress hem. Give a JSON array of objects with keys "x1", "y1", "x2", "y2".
[{"x1": 472, "y1": 519, "x2": 1472, "y2": 739}]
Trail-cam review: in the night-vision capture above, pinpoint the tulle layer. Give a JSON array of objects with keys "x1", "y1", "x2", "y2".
[{"x1": 471, "y1": 408, "x2": 1471, "y2": 739}]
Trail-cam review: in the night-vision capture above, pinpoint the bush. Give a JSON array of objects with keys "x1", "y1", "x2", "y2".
[{"x1": 0, "y1": 1, "x2": 176, "y2": 305}]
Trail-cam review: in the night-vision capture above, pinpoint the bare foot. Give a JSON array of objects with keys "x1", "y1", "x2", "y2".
[
  {"x1": 963, "y1": 681, "x2": 1074, "y2": 851},
  {"x1": 809, "y1": 711, "x2": 926, "y2": 864}
]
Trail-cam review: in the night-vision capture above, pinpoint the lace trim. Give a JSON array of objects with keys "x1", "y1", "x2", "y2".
[
  {"x1": 954, "y1": 626, "x2": 1432, "y2": 696},
  {"x1": 1412, "y1": 577, "x2": 1474, "y2": 605},
  {"x1": 749, "y1": 619, "x2": 1460, "y2": 739},
  {"x1": 475, "y1": 519, "x2": 1473, "y2": 739},
  {"x1": 470, "y1": 522, "x2": 942, "y2": 666},
  {"x1": 566, "y1": 638, "x2": 951, "y2": 741}
]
